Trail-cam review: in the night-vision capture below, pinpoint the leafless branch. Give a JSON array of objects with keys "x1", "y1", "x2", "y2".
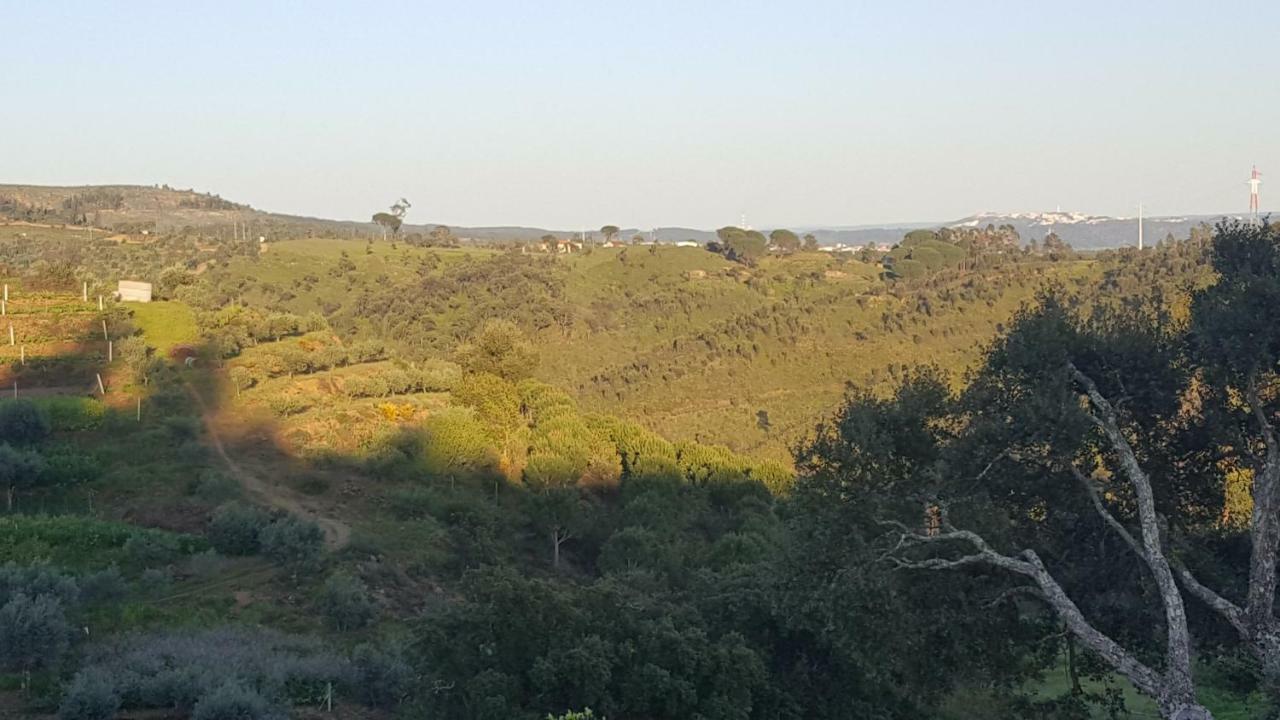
[{"x1": 1071, "y1": 464, "x2": 1145, "y2": 560}]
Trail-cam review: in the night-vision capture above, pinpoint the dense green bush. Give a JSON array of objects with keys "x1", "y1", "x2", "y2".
[
  {"x1": 348, "y1": 643, "x2": 413, "y2": 709},
  {"x1": 192, "y1": 682, "x2": 282, "y2": 720},
  {"x1": 417, "y1": 408, "x2": 500, "y2": 481},
  {"x1": 123, "y1": 532, "x2": 181, "y2": 569},
  {"x1": 31, "y1": 397, "x2": 104, "y2": 432},
  {"x1": 259, "y1": 515, "x2": 325, "y2": 567},
  {"x1": 0, "y1": 592, "x2": 71, "y2": 675},
  {"x1": 0, "y1": 515, "x2": 204, "y2": 568},
  {"x1": 58, "y1": 669, "x2": 121, "y2": 720},
  {"x1": 319, "y1": 572, "x2": 376, "y2": 630},
  {"x1": 207, "y1": 504, "x2": 273, "y2": 556},
  {"x1": 0, "y1": 398, "x2": 51, "y2": 443}
]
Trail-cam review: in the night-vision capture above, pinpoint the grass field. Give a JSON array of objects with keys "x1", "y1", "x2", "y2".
[{"x1": 128, "y1": 300, "x2": 198, "y2": 353}]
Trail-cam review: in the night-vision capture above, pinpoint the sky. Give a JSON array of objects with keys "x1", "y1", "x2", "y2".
[{"x1": 2, "y1": 1, "x2": 1278, "y2": 230}]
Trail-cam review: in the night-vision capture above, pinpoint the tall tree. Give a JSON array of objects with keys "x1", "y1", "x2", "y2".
[
  {"x1": 599, "y1": 225, "x2": 620, "y2": 245},
  {"x1": 769, "y1": 229, "x2": 800, "y2": 253}
]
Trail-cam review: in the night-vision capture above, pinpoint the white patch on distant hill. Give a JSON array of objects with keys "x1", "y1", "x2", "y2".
[{"x1": 952, "y1": 211, "x2": 1116, "y2": 227}]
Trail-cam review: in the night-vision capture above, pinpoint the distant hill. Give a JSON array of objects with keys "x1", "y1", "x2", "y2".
[{"x1": 0, "y1": 183, "x2": 1259, "y2": 248}]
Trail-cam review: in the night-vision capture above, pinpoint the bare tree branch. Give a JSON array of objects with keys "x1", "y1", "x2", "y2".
[
  {"x1": 883, "y1": 521, "x2": 1165, "y2": 699},
  {"x1": 1067, "y1": 362, "x2": 1198, "y2": 704},
  {"x1": 1174, "y1": 563, "x2": 1247, "y2": 637},
  {"x1": 1071, "y1": 464, "x2": 1145, "y2": 560}
]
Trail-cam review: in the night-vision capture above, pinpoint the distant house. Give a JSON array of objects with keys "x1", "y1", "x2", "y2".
[
  {"x1": 117, "y1": 280, "x2": 153, "y2": 303},
  {"x1": 554, "y1": 239, "x2": 582, "y2": 254}
]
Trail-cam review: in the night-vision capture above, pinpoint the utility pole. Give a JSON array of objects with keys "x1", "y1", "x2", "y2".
[
  {"x1": 1138, "y1": 203, "x2": 1144, "y2": 251},
  {"x1": 1249, "y1": 165, "x2": 1263, "y2": 225}
]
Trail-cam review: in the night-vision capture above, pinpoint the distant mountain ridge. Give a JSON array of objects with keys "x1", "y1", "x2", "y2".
[{"x1": 0, "y1": 183, "x2": 1260, "y2": 249}]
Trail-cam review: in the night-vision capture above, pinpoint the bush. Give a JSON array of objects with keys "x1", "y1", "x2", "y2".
[
  {"x1": 139, "y1": 568, "x2": 174, "y2": 595},
  {"x1": 349, "y1": 643, "x2": 412, "y2": 709},
  {"x1": 207, "y1": 504, "x2": 273, "y2": 556},
  {"x1": 39, "y1": 445, "x2": 103, "y2": 487},
  {"x1": 71, "y1": 626, "x2": 350, "y2": 716},
  {"x1": 318, "y1": 572, "x2": 376, "y2": 631},
  {"x1": 188, "y1": 470, "x2": 242, "y2": 504},
  {"x1": 58, "y1": 669, "x2": 121, "y2": 720},
  {"x1": 259, "y1": 515, "x2": 324, "y2": 567},
  {"x1": 124, "y1": 533, "x2": 181, "y2": 568},
  {"x1": 417, "y1": 408, "x2": 500, "y2": 481},
  {"x1": 192, "y1": 682, "x2": 283, "y2": 720},
  {"x1": 32, "y1": 397, "x2": 103, "y2": 432},
  {"x1": 0, "y1": 399, "x2": 51, "y2": 444},
  {"x1": 416, "y1": 358, "x2": 462, "y2": 392},
  {"x1": 0, "y1": 562, "x2": 80, "y2": 607},
  {"x1": 79, "y1": 567, "x2": 126, "y2": 605},
  {"x1": 0, "y1": 593, "x2": 71, "y2": 673}
]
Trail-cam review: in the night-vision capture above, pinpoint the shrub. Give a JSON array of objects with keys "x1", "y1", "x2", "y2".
[
  {"x1": 139, "y1": 568, "x2": 174, "y2": 595},
  {"x1": 58, "y1": 669, "x2": 121, "y2": 720},
  {"x1": 259, "y1": 515, "x2": 324, "y2": 567},
  {"x1": 207, "y1": 504, "x2": 273, "y2": 556},
  {"x1": 39, "y1": 445, "x2": 102, "y2": 487},
  {"x1": 0, "y1": 593, "x2": 71, "y2": 673},
  {"x1": 318, "y1": 572, "x2": 375, "y2": 631},
  {"x1": 416, "y1": 358, "x2": 462, "y2": 392},
  {"x1": 0, "y1": 562, "x2": 80, "y2": 607},
  {"x1": 417, "y1": 408, "x2": 500, "y2": 481},
  {"x1": 348, "y1": 643, "x2": 412, "y2": 709},
  {"x1": 452, "y1": 320, "x2": 538, "y2": 380},
  {"x1": 70, "y1": 626, "x2": 350, "y2": 716},
  {"x1": 188, "y1": 471, "x2": 242, "y2": 504},
  {"x1": 123, "y1": 532, "x2": 181, "y2": 568},
  {"x1": 452, "y1": 373, "x2": 521, "y2": 434},
  {"x1": 32, "y1": 397, "x2": 105, "y2": 432},
  {"x1": 79, "y1": 567, "x2": 126, "y2": 605},
  {"x1": 0, "y1": 399, "x2": 51, "y2": 444},
  {"x1": 192, "y1": 682, "x2": 282, "y2": 720}
]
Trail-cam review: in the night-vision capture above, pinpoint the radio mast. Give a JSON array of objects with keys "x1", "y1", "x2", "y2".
[{"x1": 1248, "y1": 166, "x2": 1262, "y2": 224}]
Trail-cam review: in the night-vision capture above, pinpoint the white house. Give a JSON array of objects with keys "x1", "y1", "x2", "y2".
[{"x1": 117, "y1": 280, "x2": 153, "y2": 303}]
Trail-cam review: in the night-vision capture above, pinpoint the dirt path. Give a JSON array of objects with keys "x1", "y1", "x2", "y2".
[{"x1": 183, "y1": 381, "x2": 352, "y2": 550}]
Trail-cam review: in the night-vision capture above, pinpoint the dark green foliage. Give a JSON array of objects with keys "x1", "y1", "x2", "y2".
[
  {"x1": 68, "y1": 627, "x2": 349, "y2": 717},
  {"x1": 259, "y1": 515, "x2": 325, "y2": 567},
  {"x1": 319, "y1": 572, "x2": 376, "y2": 630},
  {"x1": 0, "y1": 593, "x2": 71, "y2": 674},
  {"x1": 417, "y1": 567, "x2": 770, "y2": 720},
  {"x1": 711, "y1": 226, "x2": 768, "y2": 265},
  {"x1": 348, "y1": 643, "x2": 413, "y2": 709},
  {"x1": 0, "y1": 443, "x2": 48, "y2": 510},
  {"x1": 58, "y1": 670, "x2": 121, "y2": 720},
  {"x1": 191, "y1": 682, "x2": 283, "y2": 720},
  {"x1": 453, "y1": 320, "x2": 540, "y2": 381},
  {"x1": 0, "y1": 516, "x2": 204, "y2": 568},
  {"x1": 123, "y1": 532, "x2": 181, "y2": 569},
  {"x1": 207, "y1": 503, "x2": 273, "y2": 556},
  {"x1": 0, "y1": 399, "x2": 51, "y2": 445}
]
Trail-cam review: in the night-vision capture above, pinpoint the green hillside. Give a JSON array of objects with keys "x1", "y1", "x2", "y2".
[{"x1": 0, "y1": 204, "x2": 1241, "y2": 720}]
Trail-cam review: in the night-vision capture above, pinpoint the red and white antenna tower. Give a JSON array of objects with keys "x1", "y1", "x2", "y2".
[{"x1": 1248, "y1": 165, "x2": 1262, "y2": 223}]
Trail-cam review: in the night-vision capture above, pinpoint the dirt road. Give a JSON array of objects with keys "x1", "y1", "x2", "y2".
[{"x1": 183, "y1": 382, "x2": 351, "y2": 550}]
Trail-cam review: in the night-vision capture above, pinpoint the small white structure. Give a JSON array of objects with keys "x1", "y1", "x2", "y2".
[{"x1": 117, "y1": 280, "x2": 153, "y2": 303}]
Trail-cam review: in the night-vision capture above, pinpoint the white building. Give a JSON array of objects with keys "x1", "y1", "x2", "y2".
[{"x1": 117, "y1": 280, "x2": 153, "y2": 303}]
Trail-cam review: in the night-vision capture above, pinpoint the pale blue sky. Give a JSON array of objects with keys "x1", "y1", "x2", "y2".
[{"x1": 2, "y1": 1, "x2": 1276, "y2": 229}]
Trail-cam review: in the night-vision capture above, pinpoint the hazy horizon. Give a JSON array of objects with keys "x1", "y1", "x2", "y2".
[{"x1": 5, "y1": 1, "x2": 1277, "y2": 229}]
